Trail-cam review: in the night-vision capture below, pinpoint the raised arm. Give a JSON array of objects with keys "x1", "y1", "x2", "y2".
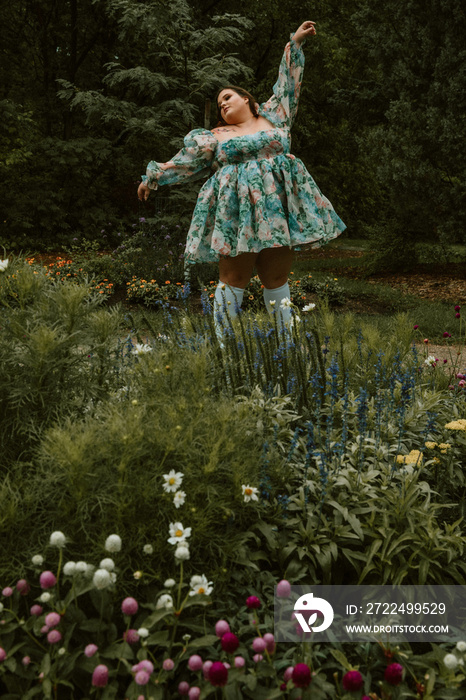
[
  {"x1": 259, "y1": 21, "x2": 316, "y2": 129},
  {"x1": 138, "y1": 129, "x2": 217, "y2": 201}
]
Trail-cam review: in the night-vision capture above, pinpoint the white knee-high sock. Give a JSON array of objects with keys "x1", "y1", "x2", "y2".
[
  {"x1": 263, "y1": 282, "x2": 292, "y2": 327},
  {"x1": 214, "y1": 283, "x2": 244, "y2": 341}
]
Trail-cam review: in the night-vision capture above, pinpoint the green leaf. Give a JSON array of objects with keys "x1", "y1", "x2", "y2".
[{"x1": 329, "y1": 648, "x2": 352, "y2": 671}]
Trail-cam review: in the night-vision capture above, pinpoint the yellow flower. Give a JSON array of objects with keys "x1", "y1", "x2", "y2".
[
  {"x1": 425, "y1": 441, "x2": 437, "y2": 450},
  {"x1": 438, "y1": 443, "x2": 451, "y2": 451},
  {"x1": 396, "y1": 450, "x2": 423, "y2": 466},
  {"x1": 445, "y1": 420, "x2": 466, "y2": 431}
]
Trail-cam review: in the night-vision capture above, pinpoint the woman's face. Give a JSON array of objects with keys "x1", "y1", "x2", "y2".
[{"x1": 217, "y1": 89, "x2": 250, "y2": 124}]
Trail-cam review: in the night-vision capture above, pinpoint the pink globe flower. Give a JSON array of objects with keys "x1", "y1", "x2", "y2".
[
  {"x1": 178, "y1": 681, "x2": 190, "y2": 695},
  {"x1": 188, "y1": 688, "x2": 201, "y2": 700},
  {"x1": 47, "y1": 629, "x2": 62, "y2": 644},
  {"x1": 16, "y1": 579, "x2": 30, "y2": 596},
  {"x1": 163, "y1": 658, "x2": 175, "y2": 671},
  {"x1": 343, "y1": 670, "x2": 364, "y2": 691},
  {"x1": 221, "y1": 632, "x2": 239, "y2": 653},
  {"x1": 284, "y1": 665, "x2": 294, "y2": 682},
  {"x1": 123, "y1": 629, "x2": 140, "y2": 645},
  {"x1": 2, "y1": 587, "x2": 13, "y2": 597},
  {"x1": 40, "y1": 625, "x2": 49, "y2": 634},
  {"x1": 137, "y1": 660, "x2": 154, "y2": 674},
  {"x1": 39, "y1": 571, "x2": 57, "y2": 590},
  {"x1": 385, "y1": 662, "x2": 403, "y2": 686},
  {"x1": 135, "y1": 670, "x2": 150, "y2": 685},
  {"x1": 443, "y1": 332, "x2": 451, "y2": 338},
  {"x1": 292, "y1": 663, "x2": 312, "y2": 688},
  {"x1": 246, "y1": 595, "x2": 261, "y2": 609},
  {"x1": 252, "y1": 637, "x2": 267, "y2": 653},
  {"x1": 263, "y1": 633, "x2": 275, "y2": 652},
  {"x1": 121, "y1": 597, "x2": 138, "y2": 616},
  {"x1": 0, "y1": 648, "x2": 7, "y2": 662},
  {"x1": 456, "y1": 313, "x2": 461, "y2": 319},
  {"x1": 30, "y1": 604, "x2": 43, "y2": 616},
  {"x1": 455, "y1": 305, "x2": 461, "y2": 312},
  {"x1": 253, "y1": 653, "x2": 263, "y2": 662},
  {"x1": 202, "y1": 660, "x2": 213, "y2": 680},
  {"x1": 413, "y1": 325, "x2": 419, "y2": 330},
  {"x1": 92, "y1": 664, "x2": 109, "y2": 687},
  {"x1": 277, "y1": 579, "x2": 291, "y2": 598},
  {"x1": 188, "y1": 654, "x2": 203, "y2": 671},
  {"x1": 84, "y1": 644, "x2": 98, "y2": 658},
  {"x1": 45, "y1": 612, "x2": 61, "y2": 628},
  {"x1": 22, "y1": 656, "x2": 31, "y2": 666},
  {"x1": 208, "y1": 661, "x2": 228, "y2": 686},
  {"x1": 215, "y1": 619, "x2": 230, "y2": 637},
  {"x1": 234, "y1": 656, "x2": 245, "y2": 668}
]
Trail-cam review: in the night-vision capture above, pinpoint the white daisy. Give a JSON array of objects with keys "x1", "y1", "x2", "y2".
[
  {"x1": 424, "y1": 355, "x2": 437, "y2": 367},
  {"x1": 280, "y1": 297, "x2": 293, "y2": 309},
  {"x1": 133, "y1": 343, "x2": 153, "y2": 355},
  {"x1": 242, "y1": 485, "x2": 259, "y2": 503},
  {"x1": 104, "y1": 534, "x2": 122, "y2": 552},
  {"x1": 189, "y1": 574, "x2": 213, "y2": 597},
  {"x1": 168, "y1": 522, "x2": 191, "y2": 545},
  {"x1": 173, "y1": 490, "x2": 186, "y2": 509},
  {"x1": 156, "y1": 594, "x2": 173, "y2": 610},
  {"x1": 0, "y1": 259, "x2": 9, "y2": 272},
  {"x1": 174, "y1": 543, "x2": 190, "y2": 561},
  {"x1": 302, "y1": 303, "x2": 316, "y2": 312},
  {"x1": 163, "y1": 470, "x2": 184, "y2": 494}
]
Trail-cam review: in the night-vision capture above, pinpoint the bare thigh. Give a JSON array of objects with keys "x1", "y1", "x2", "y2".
[
  {"x1": 219, "y1": 252, "x2": 258, "y2": 288},
  {"x1": 255, "y1": 247, "x2": 294, "y2": 289}
]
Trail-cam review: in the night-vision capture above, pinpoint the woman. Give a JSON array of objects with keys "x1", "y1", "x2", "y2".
[{"x1": 137, "y1": 21, "x2": 346, "y2": 334}]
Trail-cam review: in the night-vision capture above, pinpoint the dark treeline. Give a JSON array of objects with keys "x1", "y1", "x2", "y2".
[{"x1": 1, "y1": 0, "x2": 465, "y2": 267}]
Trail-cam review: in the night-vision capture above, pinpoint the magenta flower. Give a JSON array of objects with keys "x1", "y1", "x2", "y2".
[
  {"x1": 45, "y1": 612, "x2": 61, "y2": 628},
  {"x1": 343, "y1": 670, "x2": 364, "y2": 691},
  {"x1": 163, "y1": 658, "x2": 175, "y2": 671},
  {"x1": 123, "y1": 629, "x2": 140, "y2": 644},
  {"x1": 252, "y1": 637, "x2": 267, "y2": 653},
  {"x1": 221, "y1": 632, "x2": 239, "y2": 653},
  {"x1": 178, "y1": 681, "x2": 190, "y2": 695},
  {"x1": 384, "y1": 662, "x2": 404, "y2": 686},
  {"x1": 215, "y1": 619, "x2": 230, "y2": 637},
  {"x1": 455, "y1": 305, "x2": 461, "y2": 312},
  {"x1": 188, "y1": 654, "x2": 203, "y2": 671},
  {"x1": 84, "y1": 644, "x2": 98, "y2": 658},
  {"x1": 246, "y1": 595, "x2": 261, "y2": 609},
  {"x1": 292, "y1": 663, "x2": 312, "y2": 688},
  {"x1": 443, "y1": 332, "x2": 451, "y2": 338},
  {"x1": 456, "y1": 313, "x2": 461, "y2": 319},
  {"x1": 277, "y1": 579, "x2": 291, "y2": 597},
  {"x1": 39, "y1": 571, "x2": 57, "y2": 589},
  {"x1": 2, "y1": 587, "x2": 13, "y2": 597},
  {"x1": 135, "y1": 670, "x2": 150, "y2": 685},
  {"x1": 47, "y1": 630, "x2": 62, "y2": 644},
  {"x1": 16, "y1": 579, "x2": 30, "y2": 596},
  {"x1": 30, "y1": 604, "x2": 43, "y2": 616},
  {"x1": 0, "y1": 648, "x2": 7, "y2": 662},
  {"x1": 121, "y1": 597, "x2": 138, "y2": 615},
  {"x1": 413, "y1": 324, "x2": 419, "y2": 330},
  {"x1": 92, "y1": 664, "x2": 109, "y2": 687},
  {"x1": 208, "y1": 661, "x2": 229, "y2": 686}
]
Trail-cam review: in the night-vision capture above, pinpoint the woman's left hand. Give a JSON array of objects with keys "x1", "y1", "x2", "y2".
[{"x1": 292, "y1": 21, "x2": 316, "y2": 47}]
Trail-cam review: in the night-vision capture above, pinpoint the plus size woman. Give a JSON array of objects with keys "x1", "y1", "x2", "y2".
[{"x1": 138, "y1": 21, "x2": 346, "y2": 334}]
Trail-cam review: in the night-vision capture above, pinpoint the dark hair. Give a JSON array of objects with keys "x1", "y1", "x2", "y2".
[{"x1": 215, "y1": 86, "x2": 259, "y2": 126}]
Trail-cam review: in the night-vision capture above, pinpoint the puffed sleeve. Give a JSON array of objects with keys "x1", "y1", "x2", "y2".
[
  {"x1": 258, "y1": 37, "x2": 305, "y2": 128},
  {"x1": 141, "y1": 129, "x2": 217, "y2": 190}
]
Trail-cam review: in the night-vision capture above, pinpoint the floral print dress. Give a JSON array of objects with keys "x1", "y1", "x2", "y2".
[{"x1": 142, "y1": 38, "x2": 346, "y2": 263}]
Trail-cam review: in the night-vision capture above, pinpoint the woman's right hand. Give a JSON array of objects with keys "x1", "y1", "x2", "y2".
[{"x1": 138, "y1": 182, "x2": 151, "y2": 201}]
